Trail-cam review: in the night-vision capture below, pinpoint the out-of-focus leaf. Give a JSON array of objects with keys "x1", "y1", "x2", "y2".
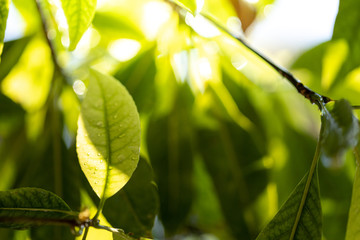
[
  {"x1": 172, "y1": 0, "x2": 198, "y2": 14},
  {"x1": 112, "y1": 231, "x2": 136, "y2": 240},
  {"x1": 77, "y1": 69, "x2": 140, "y2": 199},
  {"x1": 197, "y1": 120, "x2": 267, "y2": 239},
  {"x1": 147, "y1": 83, "x2": 194, "y2": 235},
  {"x1": 60, "y1": 0, "x2": 97, "y2": 50},
  {"x1": 0, "y1": 0, "x2": 10, "y2": 61},
  {"x1": 0, "y1": 93, "x2": 25, "y2": 138},
  {"x1": 320, "y1": 99, "x2": 359, "y2": 167},
  {"x1": 0, "y1": 36, "x2": 32, "y2": 82},
  {"x1": 114, "y1": 46, "x2": 156, "y2": 113},
  {"x1": 345, "y1": 143, "x2": 360, "y2": 240},
  {"x1": 228, "y1": 0, "x2": 256, "y2": 32},
  {"x1": 103, "y1": 157, "x2": 158, "y2": 238},
  {"x1": 256, "y1": 168, "x2": 322, "y2": 240},
  {"x1": 0, "y1": 188, "x2": 78, "y2": 229},
  {"x1": 92, "y1": 12, "x2": 143, "y2": 41},
  {"x1": 331, "y1": 0, "x2": 360, "y2": 86},
  {"x1": 1, "y1": 37, "x2": 53, "y2": 112}
]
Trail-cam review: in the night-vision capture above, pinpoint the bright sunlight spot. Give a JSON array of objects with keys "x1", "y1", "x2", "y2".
[
  {"x1": 108, "y1": 39, "x2": 141, "y2": 62},
  {"x1": 72, "y1": 80, "x2": 86, "y2": 96},
  {"x1": 185, "y1": 13, "x2": 220, "y2": 38},
  {"x1": 198, "y1": 57, "x2": 212, "y2": 80},
  {"x1": 141, "y1": 1, "x2": 172, "y2": 40}
]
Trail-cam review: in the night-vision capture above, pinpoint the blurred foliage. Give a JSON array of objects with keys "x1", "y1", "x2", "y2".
[{"x1": 0, "y1": 0, "x2": 359, "y2": 239}]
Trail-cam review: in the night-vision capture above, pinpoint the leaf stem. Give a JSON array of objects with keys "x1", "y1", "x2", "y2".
[
  {"x1": 353, "y1": 105, "x2": 360, "y2": 109},
  {"x1": 290, "y1": 125, "x2": 323, "y2": 239}
]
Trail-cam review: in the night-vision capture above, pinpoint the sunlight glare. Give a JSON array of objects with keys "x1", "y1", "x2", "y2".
[
  {"x1": 198, "y1": 58, "x2": 212, "y2": 80},
  {"x1": 142, "y1": 1, "x2": 172, "y2": 40},
  {"x1": 73, "y1": 80, "x2": 86, "y2": 96},
  {"x1": 108, "y1": 39, "x2": 141, "y2": 62},
  {"x1": 185, "y1": 13, "x2": 220, "y2": 38}
]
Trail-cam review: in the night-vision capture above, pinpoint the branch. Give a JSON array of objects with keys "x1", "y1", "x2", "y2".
[{"x1": 166, "y1": 0, "x2": 332, "y2": 108}]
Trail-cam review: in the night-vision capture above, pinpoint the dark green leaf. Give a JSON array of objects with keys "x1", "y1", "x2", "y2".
[
  {"x1": 60, "y1": 0, "x2": 97, "y2": 50},
  {"x1": 147, "y1": 83, "x2": 195, "y2": 235},
  {"x1": 0, "y1": 93, "x2": 25, "y2": 138},
  {"x1": 256, "y1": 167, "x2": 322, "y2": 240},
  {"x1": 114, "y1": 46, "x2": 157, "y2": 113},
  {"x1": 77, "y1": 69, "x2": 141, "y2": 199},
  {"x1": 320, "y1": 99, "x2": 359, "y2": 167},
  {"x1": 112, "y1": 231, "x2": 135, "y2": 240},
  {"x1": 197, "y1": 120, "x2": 267, "y2": 239},
  {"x1": 0, "y1": 35, "x2": 32, "y2": 82},
  {"x1": 0, "y1": 188, "x2": 78, "y2": 229},
  {"x1": 0, "y1": 0, "x2": 10, "y2": 61},
  {"x1": 103, "y1": 157, "x2": 158, "y2": 238}
]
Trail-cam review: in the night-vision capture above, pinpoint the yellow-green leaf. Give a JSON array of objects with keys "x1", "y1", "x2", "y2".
[
  {"x1": 172, "y1": 0, "x2": 199, "y2": 14},
  {"x1": 0, "y1": 0, "x2": 10, "y2": 61},
  {"x1": 60, "y1": 0, "x2": 97, "y2": 50},
  {"x1": 76, "y1": 69, "x2": 141, "y2": 199}
]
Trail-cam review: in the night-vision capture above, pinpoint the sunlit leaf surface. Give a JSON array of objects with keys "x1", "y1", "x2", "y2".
[
  {"x1": 60, "y1": 0, "x2": 97, "y2": 50},
  {"x1": 0, "y1": 188, "x2": 78, "y2": 229},
  {"x1": 76, "y1": 69, "x2": 141, "y2": 199}
]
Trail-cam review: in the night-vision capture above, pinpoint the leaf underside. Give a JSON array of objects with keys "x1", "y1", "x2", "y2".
[
  {"x1": 256, "y1": 169, "x2": 321, "y2": 240},
  {"x1": 77, "y1": 69, "x2": 141, "y2": 199},
  {"x1": 0, "y1": 188, "x2": 78, "y2": 229}
]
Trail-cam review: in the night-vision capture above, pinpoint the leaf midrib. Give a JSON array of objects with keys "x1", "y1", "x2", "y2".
[
  {"x1": 0, "y1": 207, "x2": 76, "y2": 215},
  {"x1": 96, "y1": 75, "x2": 112, "y2": 200}
]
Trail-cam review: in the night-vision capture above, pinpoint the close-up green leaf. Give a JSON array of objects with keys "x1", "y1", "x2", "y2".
[
  {"x1": 76, "y1": 69, "x2": 141, "y2": 200},
  {"x1": 0, "y1": 188, "x2": 79, "y2": 229}
]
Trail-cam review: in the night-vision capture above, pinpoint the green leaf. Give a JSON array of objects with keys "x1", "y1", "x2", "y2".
[
  {"x1": 197, "y1": 120, "x2": 267, "y2": 239},
  {"x1": 0, "y1": 188, "x2": 78, "y2": 229},
  {"x1": 112, "y1": 231, "x2": 135, "y2": 240},
  {"x1": 0, "y1": 35, "x2": 32, "y2": 83},
  {"x1": 114, "y1": 45, "x2": 157, "y2": 113},
  {"x1": 345, "y1": 142, "x2": 360, "y2": 240},
  {"x1": 103, "y1": 157, "x2": 158, "y2": 238},
  {"x1": 147, "y1": 83, "x2": 195, "y2": 234},
  {"x1": 0, "y1": 93, "x2": 25, "y2": 138},
  {"x1": 320, "y1": 99, "x2": 359, "y2": 167},
  {"x1": 172, "y1": 0, "x2": 198, "y2": 14},
  {"x1": 60, "y1": 0, "x2": 97, "y2": 50},
  {"x1": 76, "y1": 69, "x2": 141, "y2": 199},
  {"x1": 0, "y1": 0, "x2": 10, "y2": 61},
  {"x1": 331, "y1": 0, "x2": 360, "y2": 85},
  {"x1": 256, "y1": 159, "x2": 322, "y2": 239}
]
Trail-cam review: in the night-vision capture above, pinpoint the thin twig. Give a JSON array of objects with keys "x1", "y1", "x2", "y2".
[{"x1": 353, "y1": 106, "x2": 360, "y2": 109}]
